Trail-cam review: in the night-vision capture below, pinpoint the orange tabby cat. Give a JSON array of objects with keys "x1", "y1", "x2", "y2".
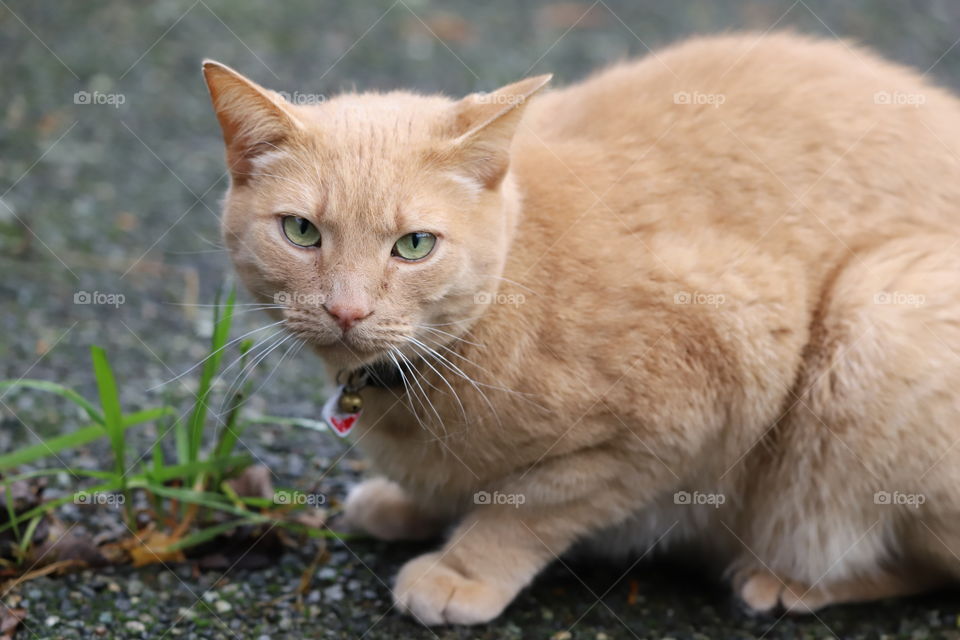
[{"x1": 203, "y1": 32, "x2": 960, "y2": 625}]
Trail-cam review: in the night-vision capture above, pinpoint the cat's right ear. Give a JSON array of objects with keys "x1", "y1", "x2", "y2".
[
  {"x1": 443, "y1": 74, "x2": 552, "y2": 189},
  {"x1": 202, "y1": 60, "x2": 303, "y2": 183}
]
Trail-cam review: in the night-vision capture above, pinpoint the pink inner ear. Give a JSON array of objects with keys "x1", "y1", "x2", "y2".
[{"x1": 443, "y1": 76, "x2": 551, "y2": 189}]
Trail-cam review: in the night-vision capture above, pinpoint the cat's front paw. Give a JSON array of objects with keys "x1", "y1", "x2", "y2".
[
  {"x1": 342, "y1": 478, "x2": 442, "y2": 541},
  {"x1": 394, "y1": 552, "x2": 513, "y2": 625},
  {"x1": 735, "y1": 570, "x2": 810, "y2": 615}
]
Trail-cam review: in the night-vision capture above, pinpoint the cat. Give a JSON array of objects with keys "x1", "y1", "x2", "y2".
[{"x1": 203, "y1": 32, "x2": 960, "y2": 626}]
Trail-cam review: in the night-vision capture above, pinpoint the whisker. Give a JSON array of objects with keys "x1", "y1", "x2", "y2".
[
  {"x1": 387, "y1": 348, "x2": 440, "y2": 440},
  {"x1": 393, "y1": 348, "x2": 446, "y2": 437},
  {"x1": 148, "y1": 319, "x2": 287, "y2": 391},
  {"x1": 214, "y1": 326, "x2": 288, "y2": 389},
  {"x1": 419, "y1": 326, "x2": 482, "y2": 348},
  {"x1": 191, "y1": 231, "x2": 227, "y2": 250},
  {"x1": 406, "y1": 336, "x2": 502, "y2": 428},
  {"x1": 404, "y1": 341, "x2": 469, "y2": 427},
  {"x1": 220, "y1": 336, "x2": 304, "y2": 418},
  {"x1": 418, "y1": 333, "x2": 549, "y2": 411},
  {"x1": 217, "y1": 331, "x2": 294, "y2": 417},
  {"x1": 162, "y1": 302, "x2": 286, "y2": 308},
  {"x1": 420, "y1": 316, "x2": 486, "y2": 328}
]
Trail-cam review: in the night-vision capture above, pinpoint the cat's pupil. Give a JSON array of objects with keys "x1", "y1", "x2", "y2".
[
  {"x1": 410, "y1": 234, "x2": 420, "y2": 248},
  {"x1": 297, "y1": 217, "x2": 309, "y2": 235}
]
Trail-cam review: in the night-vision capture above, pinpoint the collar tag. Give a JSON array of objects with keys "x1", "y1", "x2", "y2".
[{"x1": 321, "y1": 385, "x2": 361, "y2": 437}]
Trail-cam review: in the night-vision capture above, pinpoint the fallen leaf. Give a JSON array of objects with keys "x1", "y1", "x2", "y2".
[
  {"x1": 30, "y1": 521, "x2": 105, "y2": 567},
  {"x1": 0, "y1": 606, "x2": 26, "y2": 640},
  {"x1": 116, "y1": 529, "x2": 186, "y2": 567},
  {"x1": 1, "y1": 560, "x2": 80, "y2": 594}
]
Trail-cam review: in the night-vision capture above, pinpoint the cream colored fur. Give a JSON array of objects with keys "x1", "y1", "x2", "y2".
[{"x1": 204, "y1": 33, "x2": 960, "y2": 625}]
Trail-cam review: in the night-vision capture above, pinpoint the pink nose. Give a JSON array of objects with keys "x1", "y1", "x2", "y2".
[{"x1": 323, "y1": 303, "x2": 371, "y2": 331}]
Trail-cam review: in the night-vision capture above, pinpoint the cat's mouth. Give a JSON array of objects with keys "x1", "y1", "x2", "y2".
[{"x1": 283, "y1": 313, "x2": 399, "y2": 369}]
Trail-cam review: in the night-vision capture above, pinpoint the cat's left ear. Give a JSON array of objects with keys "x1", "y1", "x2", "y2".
[
  {"x1": 444, "y1": 74, "x2": 552, "y2": 189},
  {"x1": 202, "y1": 60, "x2": 304, "y2": 183}
]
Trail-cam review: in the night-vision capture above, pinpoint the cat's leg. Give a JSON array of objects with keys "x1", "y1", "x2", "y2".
[
  {"x1": 342, "y1": 477, "x2": 447, "y2": 541},
  {"x1": 393, "y1": 505, "x2": 571, "y2": 625},
  {"x1": 736, "y1": 568, "x2": 946, "y2": 614},
  {"x1": 736, "y1": 233, "x2": 960, "y2": 615},
  {"x1": 393, "y1": 448, "x2": 647, "y2": 625},
  {"x1": 734, "y1": 570, "x2": 802, "y2": 614}
]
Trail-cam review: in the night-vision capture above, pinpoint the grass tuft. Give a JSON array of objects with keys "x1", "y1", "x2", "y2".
[{"x1": 0, "y1": 288, "x2": 340, "y2": 574}]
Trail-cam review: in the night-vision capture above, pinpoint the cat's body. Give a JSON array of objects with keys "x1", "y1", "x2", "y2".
[{"x1": 205, "y1": 33, "x2": 960, "y2": 624}]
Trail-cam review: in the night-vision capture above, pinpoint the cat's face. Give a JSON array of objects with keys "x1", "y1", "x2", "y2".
[{"x1": 203, "y1": 62, "x2": 549, "y2": 370}]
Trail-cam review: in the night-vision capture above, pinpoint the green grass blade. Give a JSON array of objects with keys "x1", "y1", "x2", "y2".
[
  {"x1": 164, "y1": 519, "x2": 252, "y2": 552},
  {"x1": 16, "y1": 515, "x2": 42, "y2": 555},
  {"x1": 4, "y1": 485, "x2": 20, "y2": 543},
  {"x1": 0, "y1": 380, "x2": 104, "y2": 425},
  {"x1": 174, "y1": 418, "x2": 189, "y2": 467},
  {"x1": 187, "y1": 288, "x2": 236, "y2": 467},
  {"x1": 213, "y1": 339, "x2": 254, "y2": 461},
  {"x1": 0, "y1": 479, "x2": 122, "y2": 535},
  {"x1": 243, "y1": 415, "x2": 330, "y2": 432},
  {"x1": 128, "y1": 455, "x2": 251, "y2": 485},
  {"x1": 90, "y1": 346, "x2": 124, "y2": 472},
  {"x1": 142, "y1": 484, "x2": 267, "y2": 521},
  {"x1": 0, "y1": 408, "x2": 170, "y2": 472},
  {"x1": 151, "y1": 442, "x2": 164, "y2": 475},
  {"x1": 1, "y1": 468, "x2": 115, "y2": 484},
  {"x1": 144, "y1": 484, "x2": 343, "y2": 539},
  {"x1": 90, "y1": 346, "x2": 134, "y2": 524}
]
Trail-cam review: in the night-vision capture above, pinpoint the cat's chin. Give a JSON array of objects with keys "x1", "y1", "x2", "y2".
[{"x1": 309, "y1": 340, "x2": 389, "y2": 372}]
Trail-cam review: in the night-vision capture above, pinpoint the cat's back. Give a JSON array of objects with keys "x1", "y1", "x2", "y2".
[
  {"x1": 528, "y1": 32, "x2": 960, "y2": 149},
  {"x1": 516, "y1": 32, "x2": 960, "y2": 253}
]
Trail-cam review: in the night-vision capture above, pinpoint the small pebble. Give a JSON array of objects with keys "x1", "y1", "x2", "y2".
[
  {"x1": 324, "y1": 584, "x2": 344, "y2": 602},
  {"x1": 317, "y1": 567, "x2": 337, "y2": 580}
]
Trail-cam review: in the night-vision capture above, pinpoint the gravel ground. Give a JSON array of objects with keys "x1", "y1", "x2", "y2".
[{"x1": 3, "y1": 1, "x2": 960, "y2": 638}]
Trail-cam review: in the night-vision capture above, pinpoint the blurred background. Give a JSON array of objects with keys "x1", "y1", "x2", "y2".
[{"x1": 3, "y1": 1, "x2": 960, "y2": 638}]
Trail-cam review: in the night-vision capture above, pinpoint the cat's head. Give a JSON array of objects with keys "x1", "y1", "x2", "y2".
[{"x1": 202, "y1": 62, "x2": 550, "y2": 370}]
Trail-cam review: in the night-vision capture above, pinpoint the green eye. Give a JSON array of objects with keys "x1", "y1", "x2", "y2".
[
  {"x1": 282, "y1": 216, "x2": 321, "y2": 247},
  {"x1": 392, "y1": 232, "x2": 436, "y2": 261}
]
